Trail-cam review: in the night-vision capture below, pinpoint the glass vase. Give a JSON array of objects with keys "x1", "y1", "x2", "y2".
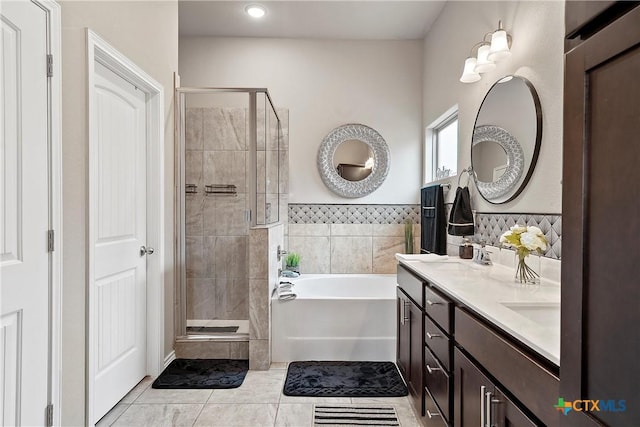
[{"x1": 514, "y1": 252, "x2": 541, "y2": 285}]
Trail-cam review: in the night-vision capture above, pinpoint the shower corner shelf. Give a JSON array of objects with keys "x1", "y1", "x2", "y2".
[{"x1": 205, "y1": 184, "x2": 237, "y2": 196}]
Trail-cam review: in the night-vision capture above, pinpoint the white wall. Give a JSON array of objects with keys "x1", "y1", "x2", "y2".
[
  {"x1": 60, "y1": 2, "x2": 178, "y2": 424},
  {"x1": 179, "y1": 37, "x2": 424, "y2": 204},
  {"x1": 423, "y1": 1, "x2": 564, "y2": 213}
]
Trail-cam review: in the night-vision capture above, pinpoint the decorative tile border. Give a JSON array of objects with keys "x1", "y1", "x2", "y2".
[
  {"x1": 289, "y1": 204, "x2": 420, "y2": 225},
  {"x1": 288, "y1": 205, "x2": 562, "y2": 259},
  {"x1": 475, "y1": 213, "x2": 562, "y2": 259}
]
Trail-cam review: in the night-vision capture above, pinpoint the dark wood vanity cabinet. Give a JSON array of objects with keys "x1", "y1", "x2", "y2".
[
  {"x1": 396, "y1": 268, "x2": 425, "y2": 415},
  {"x1": 454, "y1": 348, "x2": 536, "y2": 427},
  {"x1": 397, "y1": 290, "x2": 411, "y2": 381},
  {"x1": 397, "y1": 265, "x2": 560, "y2": 426},
  {"x1": 455, "y1": 308, "x2": 559, "y2": 427},
  {"x1": 397, "y1": 265, "x2": 453, "y2": 424},
  {"x1": 564, "y1": 3, "x2": 640, "y2": 426},
  {"x1": 424, "y1": 285, "x2": 453, "y2": 425}
]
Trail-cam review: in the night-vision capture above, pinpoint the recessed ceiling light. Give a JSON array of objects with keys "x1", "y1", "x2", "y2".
[{"x1": 245, "y1": 4, "x2": 266, "y2": 18}]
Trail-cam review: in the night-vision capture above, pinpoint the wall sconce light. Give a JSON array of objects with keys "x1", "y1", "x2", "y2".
[{"x1": 460, "y1": 20, "x2": 512, "y2": 83}]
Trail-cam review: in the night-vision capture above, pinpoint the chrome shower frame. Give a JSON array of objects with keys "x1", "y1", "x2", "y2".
[{"x1": 174, "y1": 87, "x2": 281, "y2": 339}]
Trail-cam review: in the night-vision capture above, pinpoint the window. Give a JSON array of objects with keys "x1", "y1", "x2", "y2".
[{"x1": 424, "y1": 106, "x2": 458, "y2": 183}]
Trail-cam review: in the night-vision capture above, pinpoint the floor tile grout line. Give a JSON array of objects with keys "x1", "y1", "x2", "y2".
[
  {"x1": 105, "y1": 403, "x2": 129, "y2": 427},
  {"x1": 190, "y1": 402, "x2": 207, "y2": 427}
]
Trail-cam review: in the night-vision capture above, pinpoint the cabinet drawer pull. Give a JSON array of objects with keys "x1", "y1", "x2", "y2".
[
  {"x1": 426, "y1": 409, "x2": 441, "y2": 419},
  {"x1": 426, "y1": 331, "x2": 441, "y2": 339},
  {"x1": 426, "y1": 299, "x2": 441, "y2": 306},
  {"x1": 486, "y1": 391, "x2": 493, "y2": 427},
  {"x1": 403, "y1": 301, "x2": 410, "y2": 323},
  {"x1": 480, "y1": 386, "x2": 486, "y2": 427},
  {"x1": 426, "y1": 364, "x2": 441, "y2": 374}
]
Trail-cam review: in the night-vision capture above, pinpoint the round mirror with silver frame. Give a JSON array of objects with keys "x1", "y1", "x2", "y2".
[
  {"x1": 472, "y1": 75, "x2": 542, "y2": 204},
  {"x1": 317, "y1": 123, "x2": 390, "y2": 198}
]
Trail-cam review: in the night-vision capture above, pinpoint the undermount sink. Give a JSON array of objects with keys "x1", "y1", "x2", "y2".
[{"x1": 500, "y1": 302, "x2": 560, "y2": 328}]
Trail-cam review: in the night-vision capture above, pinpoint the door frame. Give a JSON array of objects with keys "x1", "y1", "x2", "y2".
[
  {"x1": 86, "y1": 29, "x2": 165, "y2": 425},
  {"x1": 18, "y1": 0, "x2": 63, "y2": 425}
]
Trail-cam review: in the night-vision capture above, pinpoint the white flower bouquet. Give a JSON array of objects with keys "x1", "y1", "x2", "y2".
[{"x1": 500, "y1": 225, "x2": 548, "y2": 284}]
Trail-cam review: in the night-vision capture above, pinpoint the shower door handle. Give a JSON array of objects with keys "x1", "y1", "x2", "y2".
[{"x1": 140, "y1": 246, "x2": 155, "y2": 256}]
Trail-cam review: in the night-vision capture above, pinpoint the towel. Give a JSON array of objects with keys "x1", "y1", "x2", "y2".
[
  {"x1": 420, "y1": 185, "x2": 447, "y2": 255},
  {"x1": 448, "y1": 186, "x2": 474, "y2": 236}
]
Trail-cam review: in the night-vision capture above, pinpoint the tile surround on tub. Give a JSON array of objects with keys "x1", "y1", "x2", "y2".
[{"x1": 289, "y1": 204, "x2": 562, "y2": 260}]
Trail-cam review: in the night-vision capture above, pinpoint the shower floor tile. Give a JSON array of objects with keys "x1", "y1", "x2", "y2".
[{"x1": 96, "y1": 367, "x2": 422, "y2": 427}]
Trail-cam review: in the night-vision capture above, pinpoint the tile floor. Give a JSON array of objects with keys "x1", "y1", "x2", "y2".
[{"x1": 96, "y1": 363, "x2": 424, "y2": 427}]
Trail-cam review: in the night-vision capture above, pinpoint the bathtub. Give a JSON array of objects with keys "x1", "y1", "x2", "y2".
[{"x1": 271, "y1": 274, "x2": 397, "y2": 362}]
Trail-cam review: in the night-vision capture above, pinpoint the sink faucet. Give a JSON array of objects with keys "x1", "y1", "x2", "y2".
[{"x1": 473, "y1": 240, "x2": 492, "y2": 265}]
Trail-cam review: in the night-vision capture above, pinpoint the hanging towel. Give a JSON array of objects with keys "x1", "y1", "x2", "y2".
[
  {"x1": 420, "y1": 185, "x2": 447, "y2": 255},
  {"x1": 448, "y1": 186, "x2": 474, "y2": 236}
]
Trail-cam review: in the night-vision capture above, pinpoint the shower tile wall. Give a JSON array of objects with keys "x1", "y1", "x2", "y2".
[{"x1": 185, "y1": 107, "x2": 249, "y2": 321}]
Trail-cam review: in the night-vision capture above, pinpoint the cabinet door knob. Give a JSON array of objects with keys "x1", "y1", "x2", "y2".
[
  {"x1": 426, "y1": 331, "x2": 441, "y2": 339},
  {"x1": 426, "y1": 364, "x2": 441, "y2": 374},
  {"x1": 426, "y1": 299, "x2": 441, "y2": 306},
  {"x1": 426, "y1": 409, "x2": 441, "y2": 419},
  {"x1": 481, "y1": 386, "x2": 487, "y2": 427}
]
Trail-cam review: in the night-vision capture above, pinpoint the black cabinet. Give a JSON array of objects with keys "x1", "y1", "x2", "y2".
[
  {"x1": 398, "y1": 264, "x2": 455, "y2": 424},
  {"x1": 454, "y1": 348, "x2": 536, "y2": 427},
  {"x1": 397, "y1": 287, "x2": 424, "y2": 415},
  {"x1": 424, "y1": 284, "x2": 453, "y2": 425},
  {"x1": 563, "y1": 3, "x2": 640, "y2": 426},
  {"x1": 397, "y1": 291, "x2": 411, "y2": 380},
  {"x1": 409, "y1": 300, "x2": 424, "y2": 412},
  {"x1": 398, "y1": 265, "x2": 559, "y2": 426}
]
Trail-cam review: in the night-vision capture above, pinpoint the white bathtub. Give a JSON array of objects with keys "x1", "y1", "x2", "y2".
[{"x1": 271, "y1": 274, "x2": 397, "y2": 362}]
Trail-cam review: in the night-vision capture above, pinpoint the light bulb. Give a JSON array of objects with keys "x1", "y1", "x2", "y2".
[
  {"x1": 474, "y1": 44, "x2": 496, "y2": 73},
  {"x1": 460, "y1": 57, "x2": 481, "y2": 83},
  {"x1": 245, "y1": 4, "x2": 266, "y2": 18},
  {"x1": 488, "y1": 29, "x2": 511, "y2": 61}
]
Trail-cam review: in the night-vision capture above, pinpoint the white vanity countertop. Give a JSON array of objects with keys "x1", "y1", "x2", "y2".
[{"x1": 398, "y1": 257, "x2": 560, "y2": 366}]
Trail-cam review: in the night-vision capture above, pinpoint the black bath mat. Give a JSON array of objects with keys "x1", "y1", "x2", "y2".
[
  {"x1": 283, "y1": 361, "x2": 408, "y2": 397},
  {"x1": 186, "y1": 326, "x2": 239, "y2": 334},
  {"x1": 152, "y1": 359, "x2": 248, "y2": 389}
]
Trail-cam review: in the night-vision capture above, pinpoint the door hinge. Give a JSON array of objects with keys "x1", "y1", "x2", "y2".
[
  {"x1": 45, "y1": 404, "x2": 54, "y2": 427},
  {"x1": 47, "y1": 54, "x2": 53, "y2": 77},
  {"x1": 47, "y1": 230, "x2": 55, "y2": 252}
]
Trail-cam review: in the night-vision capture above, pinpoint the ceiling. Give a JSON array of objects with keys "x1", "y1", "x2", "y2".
[{"x1": 179, "y1": 1, "x2": 447, "y2": 40}]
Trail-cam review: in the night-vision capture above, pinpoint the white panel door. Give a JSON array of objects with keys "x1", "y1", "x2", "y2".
[
  {"x1": 0, "y1": 1, "x2": 50, "y2": 425},
  {"x1": 92, "y1": 61, "x2": 147, "y2": 423}
]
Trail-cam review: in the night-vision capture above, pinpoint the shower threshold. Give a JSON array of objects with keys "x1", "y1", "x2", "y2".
[
  {"x1": 187, "y1": 326, "x2": 239, "y2": 334},
  {"x1": 179, "y1": 319, "x2": 250, "y2": 341}
]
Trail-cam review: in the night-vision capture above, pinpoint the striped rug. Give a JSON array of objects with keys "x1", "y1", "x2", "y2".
[{"x1": 313, "y1": 405, "x2": 400, "y2": 426}]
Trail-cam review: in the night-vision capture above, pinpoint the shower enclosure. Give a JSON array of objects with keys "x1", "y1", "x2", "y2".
[{"x1": 175, "y1": 88, "x2": 284, "y2": 344}]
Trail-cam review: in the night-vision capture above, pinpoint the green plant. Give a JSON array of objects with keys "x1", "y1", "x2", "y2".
[
  {"x1": 404, "y1": 219, "x2": 414, "y2": 254},
  {"x1": 285, "y1": 252, "x2": 300, "y2": 267}
]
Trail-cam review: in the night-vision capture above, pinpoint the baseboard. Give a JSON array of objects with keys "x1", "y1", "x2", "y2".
[{"x1": 163, "y1": 350, "x2": 176, "y2": 369}]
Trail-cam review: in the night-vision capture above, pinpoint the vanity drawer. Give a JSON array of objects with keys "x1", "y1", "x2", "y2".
[
  {"x1": 424, "y1": 347, "x2": 451, "y2": 423},
  {"x1": 424, "y1": 385, "x2": 449, "y2": 426},
  {"x1": 424, "y1": 316, "x2": 451, "y2": 371},
  {"x1": 397, "y1": 265, "x2": 423, "y2": 305},
  {"x1": 425, "y1": 285, "x2": 452, "y2": 334},
  {"x1": 455, "y1": 308, "x2": 560, "y2": 427}
]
